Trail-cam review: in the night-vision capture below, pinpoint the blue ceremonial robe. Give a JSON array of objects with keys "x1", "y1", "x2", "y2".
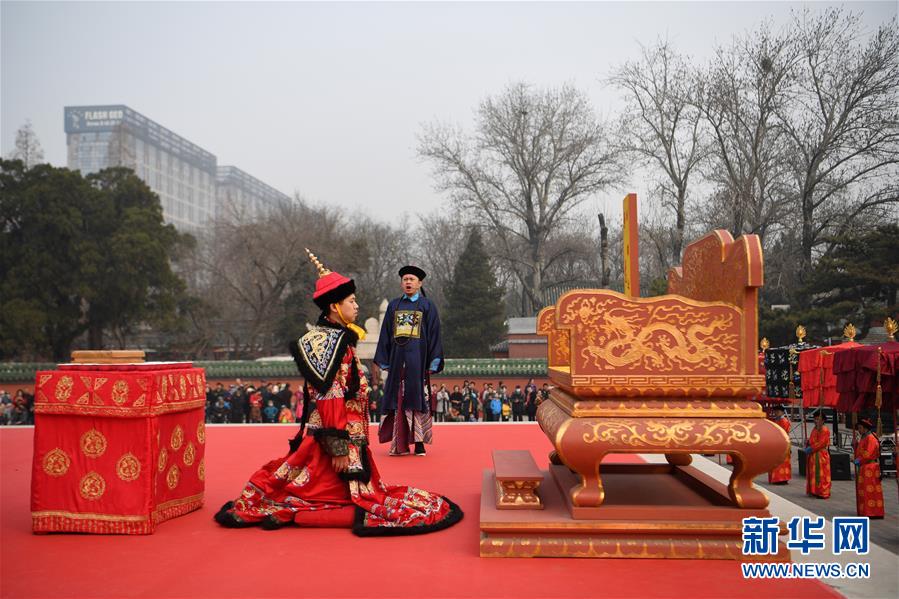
[{"x1": 374, "y1": 294, "x2": 444, "y2": 413}]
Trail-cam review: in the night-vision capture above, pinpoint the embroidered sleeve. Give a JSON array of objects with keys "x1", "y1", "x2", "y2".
[{"x1": 313, "y1": 428, "x2": 350, "y2": 457}]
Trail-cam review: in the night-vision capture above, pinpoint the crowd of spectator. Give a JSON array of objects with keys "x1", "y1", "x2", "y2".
[
  {"x1": 423, "y1": 379, "x2": 550, "y2": 423},
  {"x1": 206, "y1": 377, "x2": 551, "y2": 425},
  {"x1": 204, "y1": 380, "x2": 303, "y2": 424},
  {"x1": 0, "y1": 379, "x2": 551, "y2": 426},
  {"x1": 0, "y1": 389, "x2": 35, "y2": 426}
]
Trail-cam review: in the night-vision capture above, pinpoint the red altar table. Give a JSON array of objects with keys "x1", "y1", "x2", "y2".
[{"x1": 31, "y1": 360, "x2": 206, "y2": 534}]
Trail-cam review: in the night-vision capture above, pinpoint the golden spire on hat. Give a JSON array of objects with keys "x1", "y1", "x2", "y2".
[{"x1": 305, "y1": 248, "x2": 331, "y2": 277}]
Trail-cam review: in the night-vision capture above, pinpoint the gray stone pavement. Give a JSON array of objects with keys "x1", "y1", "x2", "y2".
[
  {"x1": 673, "y1": 452, "x2": 899, "y2": 599},
  {"x1": 715, "y1": 449, "x2": 898, "y2": 554}
]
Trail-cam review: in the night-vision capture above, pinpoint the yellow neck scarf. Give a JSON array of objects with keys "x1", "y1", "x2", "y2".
[{"x1": 333, "y1": 304, "x2": 366, "y2": 341}]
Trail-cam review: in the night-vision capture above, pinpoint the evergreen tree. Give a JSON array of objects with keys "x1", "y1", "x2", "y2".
[
  {"x1": 759, "y1": 225, "x2": 899, "y2": 345},
  {"x1": 0, "y1": 160, "x2": 188, "y2": 360},
  {"x1": 443, "y1": 230, "x2": 506, "y2": 357}
]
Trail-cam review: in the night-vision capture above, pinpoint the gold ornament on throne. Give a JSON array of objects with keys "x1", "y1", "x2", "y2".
[{"x1": 885, "y1": 317, "x2": 897, "y2": 341}]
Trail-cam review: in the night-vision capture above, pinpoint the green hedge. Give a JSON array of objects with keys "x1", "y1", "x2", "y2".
[{"x1": 0, "y1": 358, "x2": 548, "y2": 383}]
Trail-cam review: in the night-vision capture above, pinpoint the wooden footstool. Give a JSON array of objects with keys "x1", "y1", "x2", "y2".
[{"x1": 492, "y1": 450, "x2": 544, "y2": 510}]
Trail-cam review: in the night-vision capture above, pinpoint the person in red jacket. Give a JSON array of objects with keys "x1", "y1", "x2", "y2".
[
  {"x1": 214, "y1": 250, "x2": 462, "y2": 535},
  {"x1": 853, "y1": 418, "x2": 884, "y2": 518},
  {"x1": 768, "y1": 405, "x2": 792, "y2": 484},
  {"x1": 804, "y1": 411, "x2": 831, "y2": 498}
]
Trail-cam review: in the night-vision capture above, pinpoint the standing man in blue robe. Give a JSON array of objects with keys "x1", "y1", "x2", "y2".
[{"x1": 375, "y1": 265, "x2": 444, "y2": 456}]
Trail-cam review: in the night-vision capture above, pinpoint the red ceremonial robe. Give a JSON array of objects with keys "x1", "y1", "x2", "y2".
[
  {"x1": 768, "y1": 415, "x2": 792, "y2": 484},
  {"x1": 854, "y1": 432, "x2": 884, "y2": 518},
  {"x1": 215, "y1": 320, "x2": 462, "y2": 535},
  {"x1": 805, "y1": 426, "x2": 831, "y2": 499}
]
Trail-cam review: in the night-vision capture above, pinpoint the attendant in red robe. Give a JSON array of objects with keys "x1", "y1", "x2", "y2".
[
  {"x1": 804, "y1": 412, "x2": 831, "y2": 498},
  {"x1": 214, "y1": 251, "x2": 463, "y2": 535},
  {"x1": 853, "y1": 418, "x2": 884, "y2": 518},
  {"x1": 768, "y1": 405, "x2": 792, "y2": 484}
]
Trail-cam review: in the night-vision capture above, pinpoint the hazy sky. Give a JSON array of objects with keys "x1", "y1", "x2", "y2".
[{"x1": 2, "y1": 1, "x2": 896, "y2": 223}]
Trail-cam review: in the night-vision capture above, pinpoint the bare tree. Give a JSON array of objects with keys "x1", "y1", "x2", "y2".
[
  {"x1": 410, "y1": 210, "x2": 470, "y2": 308},
  {"x1": 418, "y1": 82, "x2": 623, "y2": 315},
  {"x1": 7, "y1": 120, "x2": 45, "y2": 168},
  {"x1": 609, "y1": 39, "x2": 707, "y2": 264},
  {"x1": 193, "y1": 198, "x2": 344, "y2": 357},
  {"x1": 352, "y1": 218, "x2": 414, "y2": 318},
  {"x1": 699, "y1": 21, "x2": 798, "y2": 245},
  {"x1": 781, "y1": 9, "x2": 899, "y2": 278}
]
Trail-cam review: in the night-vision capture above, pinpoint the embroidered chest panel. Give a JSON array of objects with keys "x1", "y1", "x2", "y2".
[
  {"x1": 394, "y1": 310, "x2": 423, "y2": 339},
  {"x1": 299, "y1": 327, "x2": 345, "y2": 382}
]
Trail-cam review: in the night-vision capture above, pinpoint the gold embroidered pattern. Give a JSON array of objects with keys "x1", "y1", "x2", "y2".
[
  {"x1": 116, "y1": 453, "x2": 141, "y2": 482},
  {"x1": 55, "y1": 376, "x2": 74, "y2": 402},
  {"x1": 197, "y1": 458, "x2": 205, "y2": 481},
  {"x1": 42, "y1": 448, "x2": 71, "y2": 477},
  {"x1": 79, "y1": 472, "x2": 106, "y2": 500},
  {"x1": 289, "y1": 466, "x2": 310, "y2": 487},
  {"x1": 183, "y1": 442, "x2": 196, "y2": 466},
  {"x1": 166, "y1": 464, "x2": 180, "y2": 490},
  {"x1": 33, "y1": 399, "x2": 206, "y2": 418},
  {"x1": 581, "y1": 420, "x2": 761, "y2": 448},
  {"x1": 170, "y1": 425, "x2": 184, "y2": 451},
  {"x1": 77, "y1": 376, "x2": 108, "y2": 405},
  {"x1": 134, "y1": 378, "x2": 148, "y2": 407},
  {"x1": 196, "y1": 421, "x2": 206, "y2": 445},
  {"x1": 158, "y1": 448, "x2": 167, "y2": 472},
  {"x1": 80, "y1": 429, "x2": 107, "y2": 458},
  {"x1": 111, "y1": 380, "x2": 129, "y2": 406}
]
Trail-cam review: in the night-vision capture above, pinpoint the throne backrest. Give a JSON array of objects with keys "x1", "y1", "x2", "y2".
[
  {"x1": 537, "y1": 231, "x2": 764, "y2": 398},
  {"x1": 667, "y1": 230, "x2": 763, "y2": 371}
]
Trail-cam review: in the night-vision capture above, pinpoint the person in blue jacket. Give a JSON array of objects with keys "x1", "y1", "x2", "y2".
[{"x1": 374, "y1": 265, "x2": 444, "y2": 456}]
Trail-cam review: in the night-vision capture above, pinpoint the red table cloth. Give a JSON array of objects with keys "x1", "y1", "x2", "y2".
[{"x1": 30, "y1": 362, "x2": 206, "y2": 534}]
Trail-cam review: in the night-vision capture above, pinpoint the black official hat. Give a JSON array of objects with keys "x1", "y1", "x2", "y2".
[
  {"x1": 398, "y1": 265, "x2": 427, "y2": 280},
  {"x1": 858, "y1": 418, "x2": 875, "y2": 430}
]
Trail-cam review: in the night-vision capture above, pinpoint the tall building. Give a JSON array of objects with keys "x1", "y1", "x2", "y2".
[
  {"x1": 216, "y1": 165, "x2": 291, "y2": 220},
  {"x1": 64, "y1": 104, "x2": 288, "y2": 231}
]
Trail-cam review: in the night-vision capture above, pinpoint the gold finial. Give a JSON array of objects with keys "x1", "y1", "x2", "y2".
[
  {"x1": 796, "y1": 325, "x2": 806, "y2": 343},
  {"x1": 843, "y1": 323, "x2": 857, "y2": 342},
  {"x1": 760, "y1": 337, "x2": 770, "y2": 351},
  {"x1": 304, "y1": 248, "x2": 331, "y2": 278},
  {"x1": 885, "y1": 317, "x2": 898, "y2": 341}
]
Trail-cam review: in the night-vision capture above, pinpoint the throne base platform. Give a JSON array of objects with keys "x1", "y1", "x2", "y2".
[{"x1": 479, "y1": 462, "x2": 789, "y2": 560}]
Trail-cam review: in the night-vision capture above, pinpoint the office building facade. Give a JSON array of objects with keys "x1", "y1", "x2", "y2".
[
  {"x1": 64, "y1": 104, "x2": 288, "y2": 231},
  {"x1": 216, "y1": 165, "x2": 291, "y2": 220}
]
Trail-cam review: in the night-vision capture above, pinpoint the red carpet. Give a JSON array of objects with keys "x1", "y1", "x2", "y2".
[{"x1": 1, "y1": 424, "x2": 839, "y2": 599}]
